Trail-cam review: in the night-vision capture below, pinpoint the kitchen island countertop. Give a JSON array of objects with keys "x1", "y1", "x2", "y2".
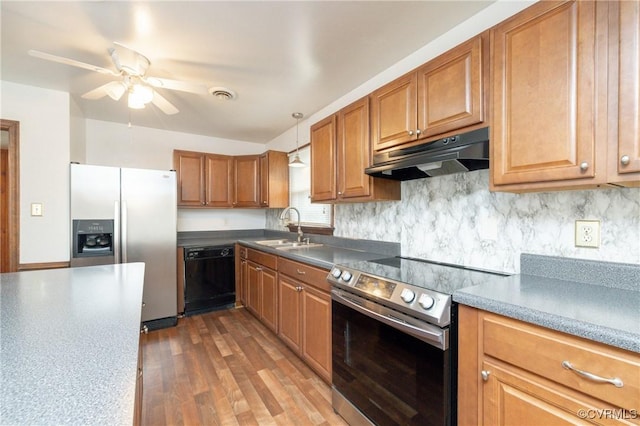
[{"x1": 0, "y1": 263, "x2": 145, "y2": 425}]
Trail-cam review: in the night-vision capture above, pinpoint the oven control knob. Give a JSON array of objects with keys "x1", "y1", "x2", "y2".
[
  {"x1": 341, "y1": 271, "x2": 352, "y2": 282},
  {"x1": 331, "y1": 268, "x2": 342, "y2": 279},
  {"x1": 418, "y1": 294, "x2": 435, "y2": 310},
  {"x1": 400, "y1": 288, "x2": 415, "y2": 303}
]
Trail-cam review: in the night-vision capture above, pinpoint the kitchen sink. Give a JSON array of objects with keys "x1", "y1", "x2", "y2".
[{"x1": 254, "y1": 239, "x2": 323, "y2": 250}]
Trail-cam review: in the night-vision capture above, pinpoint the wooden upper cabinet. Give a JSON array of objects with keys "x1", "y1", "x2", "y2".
[
  {"x1": 417, "y1": 33, "x2": 487, "y2": 139},
  {"x1": 370, "y1": 73, "x2": 417, "y2": 152},
  {"x1": 310, "y1": 115, "x2": 337, "y2": 202},
  {"x1": 205, "y1": 154, "x2": 234, "y2": 207},
  {"x1": 233, "y1": 155, "x2": 260, "y2": 207},
  {"x1": 312, "y1": 98, "x2": 400, "y2": 203},
  {"x1": 371, "y1": 33, "x2": 488, "y2": 153},
  {"x1": 337, "y1": 97, "x2": 372, "y2": 199},
  {"x1": 174, "y1": 150, "x2": 205, "y2": 206},
  {"x1": 491, "y1": 1, "x2": 606, "y2": 190},
  {"x1": 260, "y1": 151, "x2": 289, "y2": 208},
  {"x1": 609, "y1": 0, "x2": 640, "y2": 185}
]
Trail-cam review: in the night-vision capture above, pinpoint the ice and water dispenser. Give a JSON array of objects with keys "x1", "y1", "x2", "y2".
[{"x1": 71, "y1": 219, "x2": 114, "y2": 266}]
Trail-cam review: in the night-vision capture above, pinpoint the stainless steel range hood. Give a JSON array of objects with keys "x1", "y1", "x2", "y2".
[{"x1": 365, "y1": 127, "x2": 489, "y2": 181}]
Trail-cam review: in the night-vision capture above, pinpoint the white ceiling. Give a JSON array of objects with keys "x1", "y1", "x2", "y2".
[{"x1": 1, "y1": 1, "x2": 495, "y2": 144}]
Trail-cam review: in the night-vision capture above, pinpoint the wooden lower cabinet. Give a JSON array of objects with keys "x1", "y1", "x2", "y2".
[
  {"x1": 278, "y1": 258, "x2": 332, "y2": 383},
  {"x1": 246, "y1": 260, "x2": 277, "y2": 332},
  {"x1": 458, "y1": 305, "x2": 640, "y2": 426}
]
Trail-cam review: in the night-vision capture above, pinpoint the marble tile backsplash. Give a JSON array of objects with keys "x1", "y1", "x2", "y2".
[
  {"x1": 335, "y1": 170, "x2": 640, "y2": 273},
  {"x1": 266, "y1": 170, "x2": 640, "y2": 273}
]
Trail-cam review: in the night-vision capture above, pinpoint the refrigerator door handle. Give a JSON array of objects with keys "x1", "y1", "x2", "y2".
[
  {"x1": 114, "y1": 201, "x2": 121, "y2": 263},
  {"x1": 122, "y1": 200, "x2": 128, "y2": 263}
]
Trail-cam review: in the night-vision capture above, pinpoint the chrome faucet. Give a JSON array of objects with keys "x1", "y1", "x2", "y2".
[{"x1": 279, "y1": 206, "x2": 304, "y2": 243}]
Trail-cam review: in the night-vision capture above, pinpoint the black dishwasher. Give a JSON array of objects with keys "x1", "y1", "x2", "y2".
[{"x1": 184, "y1": 245, "x2": 235, "y2": 316}]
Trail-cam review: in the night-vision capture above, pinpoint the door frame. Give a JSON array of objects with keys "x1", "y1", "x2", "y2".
[{"x1": 1, "y1": 119, "x2": 20, "y2": 272}]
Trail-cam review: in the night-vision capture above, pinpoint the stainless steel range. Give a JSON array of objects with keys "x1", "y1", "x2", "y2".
[{"x1": 327, "y1": 256, "x2": 506, "y2": 426}]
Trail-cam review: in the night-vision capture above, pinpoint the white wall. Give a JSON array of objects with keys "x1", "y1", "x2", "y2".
[
  {"x1": 0, "y1": 81, "x2": 71, "y2": 264},
  {"x1": 69, "y1": 97, "x2": 86, "y2": 163},
  {"x1": 84, "y1": 119, "x2": 268, "y2": 231}
]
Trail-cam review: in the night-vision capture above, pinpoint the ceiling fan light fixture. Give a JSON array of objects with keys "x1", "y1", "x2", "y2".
[
  {"x1": 209, "y1": 87, "x2": 236, "y2": 101},
  {"x1": 128, "y1": 83, "x2": 154, "y2": 109}
]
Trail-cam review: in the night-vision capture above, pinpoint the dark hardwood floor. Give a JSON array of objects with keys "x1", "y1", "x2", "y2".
[{"x1": 141, "y1": 307, "x2": 348, "y2": 426}]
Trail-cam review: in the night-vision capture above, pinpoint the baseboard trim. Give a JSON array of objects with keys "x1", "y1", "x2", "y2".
[{"x1": 18, "y1": 261, "x2": 70, "y2": 271}]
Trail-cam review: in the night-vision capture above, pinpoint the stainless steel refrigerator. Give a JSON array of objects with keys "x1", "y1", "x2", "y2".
[{"x1": 70, "y1": 163, "x2": 177, "y2": 327}]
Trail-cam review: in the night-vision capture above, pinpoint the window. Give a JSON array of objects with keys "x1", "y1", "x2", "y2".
[{"x1": 287, "y1": 146, "x2": 333, "y2": 232}]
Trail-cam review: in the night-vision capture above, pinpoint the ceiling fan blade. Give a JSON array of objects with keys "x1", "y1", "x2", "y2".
[
  {"x1": 113, "y1": 42, "x2": 150, "y2": 76},
  {"x1": 151, "y1": 90, "x2": 179, "y2": 115},
  {"x1": 81, "y1": 81, "x2": 126, "y2": 100},
  {"x1": 145, "y1": 77, "x2": 208, "y2": 95},
  {"x1": 28, "y1": 50, "x2": 118, "y2": 76}
]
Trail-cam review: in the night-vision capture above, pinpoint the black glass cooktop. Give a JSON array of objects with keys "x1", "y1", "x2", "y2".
[{"x1": 339, "y1": 256, "x2": 508, "y2": 295}]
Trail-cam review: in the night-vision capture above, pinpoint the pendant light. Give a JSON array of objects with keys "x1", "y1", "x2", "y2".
[{"x1": 289, "y1": 112, "x2": 306, "y2": 168}]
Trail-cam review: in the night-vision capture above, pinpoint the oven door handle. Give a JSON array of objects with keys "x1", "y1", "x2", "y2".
[{"x1": 331, "y1": 289, "x2": 448, "y2": 350}]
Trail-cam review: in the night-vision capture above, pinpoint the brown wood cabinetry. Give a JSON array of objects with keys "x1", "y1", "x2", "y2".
[
  {"x1": 245, "y1": 248, "x2": 278, "y2": 332},
  {"x1": 277, "y1": 257, "x2": 331, "y2": 383},
  {"x1": 174, "y1": 149, "x2": 289, "y2": 207},
  {"x1": 174, "y1": 150, "x2": 233, "y2": 207},
  {"x1": 259, "y1": 151, "x2": 289, "y2": 207},
  {"x1": 371, "y1": 33, "x2": 488, "y2": 153},
  {"x1": 490, "y1": 0, "x2": 639, "y2": 191},
  {"x1": 236, "y1": 244, "x2": 248, "y2": 306},
  {"x1": 311, "y1": 97, "x2": 400, "y2": 203},
  {"x1": 458, "y1": 305, "x2": 640, "y2": 425},
  {"x1": 608, "y1": 0, "x2": 640, "y2": 186},
  {"x1": 233, "y1": 155, "x2": 260, "y2": 207}
]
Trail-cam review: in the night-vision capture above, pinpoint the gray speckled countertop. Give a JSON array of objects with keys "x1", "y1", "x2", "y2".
[
  {"x1": 177, "y1": 229, "x2": 399, "y2": 270},
  {"x1": 0, "y1": 263, "x2": 145, "y2": 425},
  {"x1": 454, "y1": 254, "x2": 640, "y2": 353}
]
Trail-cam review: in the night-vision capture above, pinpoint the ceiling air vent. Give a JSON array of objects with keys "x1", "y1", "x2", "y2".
[{"x1": 209, "y1": 87, "x2": 236, "y2": 100}]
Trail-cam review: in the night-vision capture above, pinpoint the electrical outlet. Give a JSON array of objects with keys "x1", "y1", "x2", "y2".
[{"x1": 575, "y1": 220, "x2": 600, "y2": 248}]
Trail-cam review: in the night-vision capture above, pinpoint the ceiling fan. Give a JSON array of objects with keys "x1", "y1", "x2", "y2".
[{"x1": 28, "y1": 42, "x2": 209, "y2": 115}]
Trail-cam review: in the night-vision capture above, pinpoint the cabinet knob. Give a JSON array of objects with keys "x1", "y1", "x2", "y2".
[
  {"x1": 296, "y1": 286, "x2": 303, "y2": 292},
  {"x1": 337, "y1": 191, "x2": 342, "y2": 195},
  {"x1": 579, "y1": 162, "x2": 589, "y2": 171},
  {"x1": 621, "y1": 155, "x2": 630, "y2": 166},
  {"x1": 481, "y1": 370, "x2": 490, "y2": 381},
  {"x1": 416, "y1": 129, "x2": 421, "y2": 135},
  {"x1": 408, "y1": 130, "x2": 414, "y2": 136},
  {"x1": 201, "y1": 201, "x2": 206, "y2": 205},
  {"x1": 140, "y1": 325, "x2": 149, "y2": 335},
  {"x1": 256, "y1": 266, "x2": 263, "y2": 271}
]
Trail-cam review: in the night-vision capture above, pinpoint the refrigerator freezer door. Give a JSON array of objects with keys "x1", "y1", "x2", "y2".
[
  {"x1": 121, "y1": 168, "x2": 177, "y2": 322},
  {"x1": 70, "y1": 164, "x2": 120, "y2": 219}
]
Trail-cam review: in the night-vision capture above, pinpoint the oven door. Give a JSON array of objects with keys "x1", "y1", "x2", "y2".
[{"x1": 331, "y1": 289, "x2": 453, "y2": 426}]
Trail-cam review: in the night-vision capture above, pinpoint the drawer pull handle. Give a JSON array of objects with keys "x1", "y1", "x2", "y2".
[
  {"x1": 296, "y1": 269, "x2": 306, "y2": 275},
  {"x1": 561, "y1": 361, "x2": 623, "y2": 388}
]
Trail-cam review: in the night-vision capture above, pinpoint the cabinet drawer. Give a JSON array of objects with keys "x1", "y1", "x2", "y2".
[
  {"x1": 247, "y1": 248, "x2": 277, "y2": 270},
  {"x1": 482, "y1": 313, "x2": 640, "y2": 411},
  {"x1": 278, "y1": 258, "x2": 330, "y2": 292}
]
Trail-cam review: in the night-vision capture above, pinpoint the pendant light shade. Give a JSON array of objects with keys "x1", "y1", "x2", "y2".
[{"x1": 289, "y1": 112, "x2": 307, "y2": 168}]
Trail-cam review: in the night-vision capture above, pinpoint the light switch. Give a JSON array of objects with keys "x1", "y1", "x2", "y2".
[{"x1": 31, "y1": 203, "x2": 43, "y2": 216}]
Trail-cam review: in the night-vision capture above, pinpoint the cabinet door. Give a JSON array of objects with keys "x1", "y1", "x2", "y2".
[
  {"x1": 205, "y1": 154, "x2": 234, "y2": 207},
  {"x1": 614, "y1": 0, "x2": 640, "y2": 177},
  {"x1": 417, "y1": 34, "x2": 486, "y2": 139},
  {"x1": 246, "y1": 261, "x2": 261, "y2": 318},
  {"x1": 491, "y1": 1, "x2": 600, "y2": 187},
  {"x1": 310, "y1": 115, "x2": 337, "y2": 202},
  {"x1": 278, "y1": 275, "x2": 302, "y2": 352},
  {"x1": 301, "y1": 285, "x2": 331, "y2": 383},
  {"x1": 173, "y1": 150, "x2": 205, "y2": 206},
  {"x1": 337, "y1": 97, "x2": 371, "y2": 199},
  {"x1": 239, "y1": 257, "x2": 248, "y2": 306},
  {"x1": 234, "y1": 155, "x2": 260, "y2": 207},
  {"x1": 259, "y1": 153, "x2": 269, "y2": 207},
  {"x1": 260, "y1": 267, "x2": 278, "y2": 333},
  {"x1": 370, "y1": 72, "x2": 418, "y2": 152},
  {"x1": 482, "y1": 359, "x2": 610, "y2": 426},
  {"x1": 260, "y1": 151, "x2": 289, "y2": 208}
]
